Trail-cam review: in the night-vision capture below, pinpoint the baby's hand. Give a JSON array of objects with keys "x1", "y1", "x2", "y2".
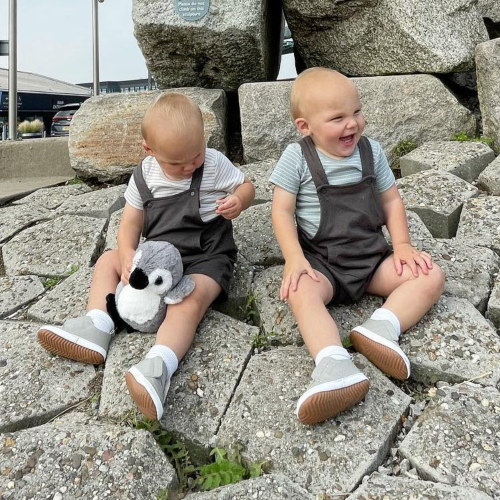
[
  {"x1": 215, "y1": 194, "x2": 243, "y2": 220},
  {"x1": 281, "y1": 255, "x2": 320, "y2": 300},
  {"x1": 393, "y1": 242, "x2": 433, "y2": 277}
]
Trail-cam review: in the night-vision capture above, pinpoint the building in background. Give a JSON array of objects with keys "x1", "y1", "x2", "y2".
[
  {"x1": 0, "y1": 68, "x2": 91, "y2": 137},
  {"x1": 78, "y1": 77, "x2": 156, "y2": 94}
]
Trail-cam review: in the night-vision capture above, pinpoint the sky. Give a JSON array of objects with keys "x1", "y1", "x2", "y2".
[{"x1": 0, "y1": 0, "x2": 296, "y2": 86}]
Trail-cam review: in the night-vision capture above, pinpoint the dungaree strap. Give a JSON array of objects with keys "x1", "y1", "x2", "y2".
[
  {"x1": 358, "y1": 136, "x2": 375, "y2": 178},
  {"x1": 133, "y1": 162, "x2": 154, "y2": 203},
  {"x1": 190, "y1": 163, "x2": 204, "y2": 191},
  {"x1": 298, "y1": 136, "x2": 329, "y2": 190}
]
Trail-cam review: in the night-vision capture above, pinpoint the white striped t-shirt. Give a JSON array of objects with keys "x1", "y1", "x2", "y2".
[
  {"x1": 125, "y1": 148, "x2": 245, "y2": 222},
  {"x1": 269, "y1": 138, "x2": 395, "y2": 239}
]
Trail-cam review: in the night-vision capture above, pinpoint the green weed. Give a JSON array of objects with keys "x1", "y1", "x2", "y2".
[
  {"x1": 451, "y1": 132, "x2": 494, "y2": 147},
  {"x1": 42, "y1": 276, "x2": 63, "y2": 289},
  {"x1": 67, "y1": 178, "x2": 84, "y2": 185},
  {"x1": 390, "y1": 138, "x2": 419, "y2": 177},
  {"x1": 239, "y1": 293, "x2": 261, "y2": 327}
]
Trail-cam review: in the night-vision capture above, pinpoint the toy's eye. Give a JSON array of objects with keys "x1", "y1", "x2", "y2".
[{"x1": 154, "y1": 277, "x2": 163, "y2": 285}]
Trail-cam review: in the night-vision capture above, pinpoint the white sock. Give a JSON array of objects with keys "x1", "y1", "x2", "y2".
[
  {"x1": 146, "y1": 345, "x2": 178, "y2": 378},
  {"x1": 370, "y1": 308, "x2": 401, "y2": 337},
  {"x1": 86, "y1": 309, "x2": 114, "y2": 334},
  {"x1": 315, "y1": 345, "x2": 351, "y2": 365}
]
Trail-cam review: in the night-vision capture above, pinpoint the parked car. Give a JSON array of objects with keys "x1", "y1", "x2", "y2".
[{"x1": 51, "y1": 103, "x2": 81, "y2": 137}]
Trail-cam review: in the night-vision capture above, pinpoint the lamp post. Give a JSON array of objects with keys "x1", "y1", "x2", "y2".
[
  {"x1": 92, "y1": 0, "x2": 104, "y2": 96},
  {"x1": 8, "y1": 0, "x2": 17, "y2": 140}
]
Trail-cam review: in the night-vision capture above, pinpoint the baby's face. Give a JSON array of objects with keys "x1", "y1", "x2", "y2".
[
  {"x1": 300, "y1": 84, "x2": 365, "y2": 159},
  {"x1": 145, "y1": 133, "x2": 205, "y2": 181}
]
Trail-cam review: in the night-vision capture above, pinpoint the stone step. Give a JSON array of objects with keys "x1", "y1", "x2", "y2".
[
  {"x1": 399, "y1": 382, "x2": 500, "y2": 497},
  {"x1": 12, "y1": 183, "x2": 92, "y2": 210},
  {"x1": 0, "y1": 276, "x2": 44, "y2": 319}
]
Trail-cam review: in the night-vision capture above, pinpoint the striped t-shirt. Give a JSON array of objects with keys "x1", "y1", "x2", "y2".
[
  {"x1": 269, "y1": 138, "x2": 395, "y2": 239},
  {"x1": 125, "y1": 148, "x2": 245, "y2": 222}
]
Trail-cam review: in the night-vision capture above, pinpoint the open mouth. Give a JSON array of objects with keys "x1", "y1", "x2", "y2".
[{"x1": 340, "y1": 134, "x2": 355, "y2": 146}]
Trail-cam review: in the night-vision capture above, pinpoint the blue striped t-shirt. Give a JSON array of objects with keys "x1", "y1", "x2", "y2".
[{"x1": 270, "y1": 138, "x2": 395, "y2": 239}]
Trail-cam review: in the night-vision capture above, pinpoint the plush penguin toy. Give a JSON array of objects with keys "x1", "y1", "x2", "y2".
[{"x1": 106, "y1": 240, "x2": 195, "y2": 333}]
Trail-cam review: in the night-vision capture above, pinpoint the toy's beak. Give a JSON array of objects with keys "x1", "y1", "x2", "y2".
[{"x1": 129, "y1": 268, "x2": 149, "y2": 290}]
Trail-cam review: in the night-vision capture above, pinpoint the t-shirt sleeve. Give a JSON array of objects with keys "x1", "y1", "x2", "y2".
[
  {"x1": 213, "y1": 151, "x2": 245, "y2": 193},
  {"x1": 124, "y1": 172, "x2": 144, "y2": 210},
  {"x1": 371, "y1": 139, "x2": 395, "y2": 193},
  {"x1": 269, "y1": 143, "x2": 303, "y2": 195}
]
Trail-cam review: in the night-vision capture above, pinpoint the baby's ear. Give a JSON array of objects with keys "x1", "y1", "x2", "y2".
[
  {"x1": 295, "y1": 117, "x2": 310, "y2": 136},
  {"x1": 142, "y1": 140, "x2": 153, "y2": 155}
]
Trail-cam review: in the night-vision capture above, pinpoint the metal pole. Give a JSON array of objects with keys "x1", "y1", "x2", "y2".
[
  {"x1": 8, "y1": 0, "x2": 17, "y2": 140},
  {"x1": 148, "y1": 69, "x2": 152, "y2": 91},
  {"x1": 92, "y1": 0, "x2": 100, "y2": 96}
]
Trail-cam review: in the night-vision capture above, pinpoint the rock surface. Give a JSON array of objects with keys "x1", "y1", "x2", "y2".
[
  {"x1": 478, "y1": 155, "x2": 500, "y2": 195},
  {"x1": 69, "y1": 89, "x2": 227, "y2": 182},
  {"x1": 240, "y1": 76, "x2": 475, "y2": 164},
  {"x1": 283, "y1": 0, "x2": 488, "y2": 76},
  {"x1": 133, "y1": 0, "x2": 283, "y2": 91},
  {"x1": 0, "y1": 276, "x2": 44, "y2": 319}
]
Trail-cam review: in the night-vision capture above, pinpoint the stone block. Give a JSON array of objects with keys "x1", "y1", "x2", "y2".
[
  {"x1": 399, "y1": 383, "x2": 500, "y2": 497},
  {"x1": 478, "y1": 156, "x2": 500, "y2": 195},
  {"x1": 400, "y1": 141, "x2": 494, "y2": 183},
  {"x1": 0, "y1": 321, "x2": 96, "y2": 433},
  {"x1": 0, "y1": 204, "x2": 51, "y2": 244},
  {"x1": 486, "y1": 275, "x2": 500, "y2": 328},
  {"x1": 397, "y1": 170, "x2": 478, "y2": 238},
  {"x1": 401, "y1": 296, "x2": 500, "y2": 387},
  {"x1": 55, "y1": 185, "x2": 126, "y2": 219},
  {"x1": 283, "y1": 0, "x2": 488, "y2": 76},
  {"x1": 27, "y1": 267, "x2": 93, "y2": 325},
  {"x1": 133, "y1": 0, "x2": 283, "y2": 91},
  {"x1": 476, "y1": 38, "x2": 500, "y2": 152},
  {"x1": 217, "y1": 347, "x2": 411, "y2": 496},
  {"x1": 239, "y1": 76, "x2": 475, "y2": 164},
  {"x1": 346, "y1": 472, "x2": 493, "y2": 500},
  {"x1": 233, "y1": 203, "x2": 282, "y2": 266},
  {"x1": 188, "y1": 474, "x2": 315, "y2": 499},
  {"x1": 69, "y1": 89, "x2": 227, "y2": 182},
  {"x1": 456, "y1": 196, "x2": 500, "y2": 255},
  {"x1": 252, "y1": 265, "x2": 383, "y2": 346},
  {"x1": 0, "y1": 414, "x2": 176, "y2": 499},
  {"x1": 0, "y1": 276, "x2": 44, "y2": 319},
  {"x1": 12, "y1": 183, "x2": 92, "y2": 209},
  {"x1": 239, "y1": 159, "x2": 276, "y2": 204},
  {"x1": 413, "y1": 238, "x2": 499, "y2": 312},
  {"x1": 382, "y1": 211, "x2": 432, "y2": 244},
  {"x1": 104, "y1": 208, "x2": 123, "y2": 250},
  {"x1": 2, "y1": 215, "x2": 106, "y2": 277},
  {"x1": 99, "y1": 311, "x2": 257, "y2": 463}
]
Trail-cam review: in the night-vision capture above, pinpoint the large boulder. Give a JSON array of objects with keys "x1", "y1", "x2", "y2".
[
  {"x1": 476, "y1": 38, "x2": 500, "y2": 153},
  {"x1": 240, "y1": 75, "x2": 476, "y2": 164},
  {"x1": 69, "y1": 89, "x2": 227, "y2": 182},
  {"x1": 282, "y1": 0, "x2": 488, "y2": 76},
  {"x1": 132, "y1": 0, "x2": 283, "y2": 91}
]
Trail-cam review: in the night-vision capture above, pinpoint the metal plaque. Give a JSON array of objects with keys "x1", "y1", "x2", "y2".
[{"x1": 174, "y1": 0, "x2": 210, "y2": 21}]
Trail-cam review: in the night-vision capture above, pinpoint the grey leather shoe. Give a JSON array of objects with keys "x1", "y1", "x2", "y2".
[
  {"x1": 296, "y1": 357, "x2": 370, "y2": 425},
  {"x1": 38, "y1": 316, "x2": 111, "y2": 365},
  {"x1": 126, "y1": 356, "x2": 171, "y2": 421}
]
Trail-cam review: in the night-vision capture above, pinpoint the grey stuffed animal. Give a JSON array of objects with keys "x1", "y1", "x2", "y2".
[{"x1": 108, "y1": 240, "x2": 195, "y2": 333}]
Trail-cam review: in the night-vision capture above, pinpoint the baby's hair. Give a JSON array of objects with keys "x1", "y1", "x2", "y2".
[
  {"x1": 141, "y1": 92, "x2": 203, "y2": 142},
  {"x1": 290, "y1": 67, "x2": 344, "y2": 120}
]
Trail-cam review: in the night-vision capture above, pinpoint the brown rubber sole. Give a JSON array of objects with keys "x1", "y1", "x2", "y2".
[
  {"x1": 298, "y1": 379, "x2": 370, "y2": 425},
  {"x1": 125, "y1": 371, "x2": 158, "y2": 421},
  {"x1": 350, "y1": 330, "x2": 409, "y2": 380},
  {"x1": 37, "y1": 329, "x2": 104, "y2": 365}
]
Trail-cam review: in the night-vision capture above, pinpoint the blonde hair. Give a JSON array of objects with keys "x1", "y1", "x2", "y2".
[
  {"x1": 290, "y1": 67, "x2": 346, "y2": 120},
  {"x1": 141, "y1": 92, "x2": 203, "y2": 142}
]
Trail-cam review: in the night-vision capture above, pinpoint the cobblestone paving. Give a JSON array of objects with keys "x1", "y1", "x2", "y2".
[{"x1": 1, "y1": 167, "x2": 499, "y2": 499}]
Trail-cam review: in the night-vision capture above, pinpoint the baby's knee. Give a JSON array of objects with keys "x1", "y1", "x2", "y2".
[
  {"x1": 428, "y1": 264, "x2": 445, "y2": 294},
  {"x1": 94, "y1": 249, "x2": 120, "y2": 272}
]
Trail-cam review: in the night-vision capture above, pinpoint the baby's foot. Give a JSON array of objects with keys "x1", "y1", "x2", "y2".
[
  {"x1": 296, "y1": 357, "x2": 370, "y2": 425},
  {"x1": 350, "y1": 319, "x2": 410, "y2": 380},
  {"x1": 38, "y1": 316, "x2": 111, "y2": 365},
  {"x1": 126, "y1": 356, "x2": 170, "y2": 421}
]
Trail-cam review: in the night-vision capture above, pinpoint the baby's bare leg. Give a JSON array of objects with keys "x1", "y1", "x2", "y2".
[
  {"x1": 366, "y1": 256, "x2": 445, "y2": 331},
  {"x1": 287, "y1": 272, "x2": 340, "y2": 358},
  {"x1": 156, "y1": 273, "x2": 221, "y2": 359},
  {"x1": 87, "y1": 249, "x2": 122, "y2": 312}
]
